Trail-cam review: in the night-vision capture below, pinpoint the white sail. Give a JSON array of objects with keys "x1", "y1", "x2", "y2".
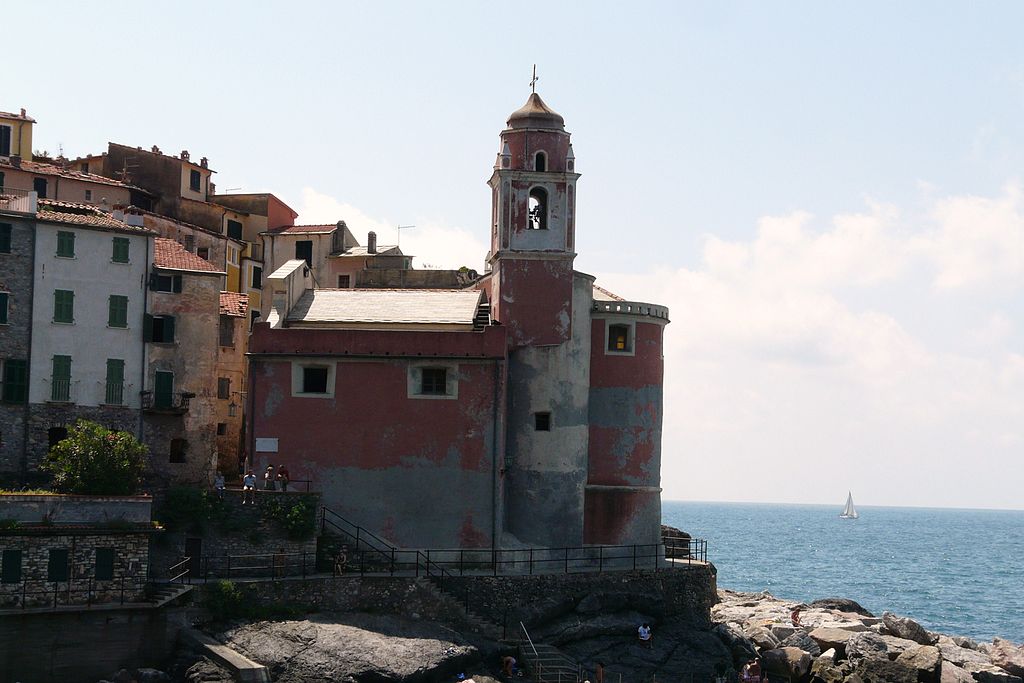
[{"x1": 840, "y1": 492, "x2": 858, "y2": 519}]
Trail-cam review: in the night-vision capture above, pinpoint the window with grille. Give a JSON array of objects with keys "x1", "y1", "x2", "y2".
[
  {"x1": 420, "y1": 368, "x2": 447, "y2": 395},
  {"x1": 108, "y1": 295, "x2": 128, "y2": 328},
  {"x1": 51, "y1": 355, "x2": 71, "y2": 402},
  {"x1": 105, "y1": 359, "x2": 125, "y2": 405}
]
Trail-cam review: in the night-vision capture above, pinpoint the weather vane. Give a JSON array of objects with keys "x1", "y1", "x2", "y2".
[{"x1": 530, "y1": 64, "x2": 539, "y2": 94}]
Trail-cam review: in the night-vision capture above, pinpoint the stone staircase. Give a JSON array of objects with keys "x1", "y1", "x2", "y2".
[
  {"x1": 420, "y1": 576, "x2": 508, "y2": 642},
  {"x1": 146, "y1": 582, "x2": 194, "y2": 607},
  {"x1": 517, "y1": 642, "x2": 580, "y2": 683}
]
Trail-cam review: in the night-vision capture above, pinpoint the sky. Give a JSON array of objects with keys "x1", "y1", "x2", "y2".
[{"x1": 7, "y1": 2, "x2": 1023, "y2": 510}]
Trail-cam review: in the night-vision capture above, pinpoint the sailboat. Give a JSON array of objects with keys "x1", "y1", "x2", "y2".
[{"x1": 840, "y1": 492, "x2": 859, "y2": 519}]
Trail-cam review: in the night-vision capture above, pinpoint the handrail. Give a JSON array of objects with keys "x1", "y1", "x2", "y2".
[
  {"x1": 520, "y1": 621, "x2": 539, "y2": 660},
  {"x1": 168, "y1": 556, "x2": 192, "y2": 584}
]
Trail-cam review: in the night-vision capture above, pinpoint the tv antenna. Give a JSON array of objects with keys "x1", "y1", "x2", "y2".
[{"x1": 396, "y1": 224, "x2": 415, "y2": 248}]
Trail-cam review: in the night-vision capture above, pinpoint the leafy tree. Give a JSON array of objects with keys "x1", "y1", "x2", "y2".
[{"x1": 42, "y1": 420, "x2": 147, "y2": 495}]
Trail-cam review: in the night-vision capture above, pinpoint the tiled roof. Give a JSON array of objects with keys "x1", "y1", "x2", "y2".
[
  {"x1": 220, "y1": 291, "x2": 249, "y2": 317},
  {"x1": 36, "y1": 199, "x2": 155, "y2": 234},
  {"x1": 593, "y1": 284, "x2": 625, "y2": 302},
  {"x1": 265, "y1": 224, "x2": 337, "y2": 235},
  {"x1": 153, "y1": 237, "x2": 224, "y2": 273},
  {"x1": 334, "y1": 245, "x2": 402, "y2": 257},
  {"x1": 0, "y1": 110, "x2": 35, "y2": 122},
  {"x1": 287, "y1": 289, "x2": 483, "y2": 326},
  {"x1": 0, "y1": 157, "x2": 139, "y2": 190}
]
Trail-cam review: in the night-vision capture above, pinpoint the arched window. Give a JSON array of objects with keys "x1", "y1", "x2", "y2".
[
  {"x1": 534, "y1": 151, "x2": 547, "y2": 172},
  {"x1": 528, "y1": 187, "x2": 548, "y2": 230}
]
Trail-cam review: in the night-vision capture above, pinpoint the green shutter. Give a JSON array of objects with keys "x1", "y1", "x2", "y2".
[
  {"x1": 112, "y1": 237, "x2": 130, "y2": 263},
  {"x1": 95, "y1": 548, "x2": 115, "y2": 581},
  {"x1": 1, "y1": 360, "x2": 27, "y2": 403},
  {"x1": 164, "y1": 315, "x2": 175, "y2": 342},
  {"x1": 56, "y1": 231, "x2": 75, "y2": 257},
  {"x1": 0, "y1": 292, "x2": 8, "y2": 324},
  {"x1": 143, "y1": 313, "x2": 153, "y2": 341},
  {"x1": 0, "y1": 223, "x2": 11, "y2": 253},
  {"x1": 1, "y1": 549, "x2": 22, "y2": 583},
  {"x1": 108, "y1": 295, "x2": 128, "y2": 328},
  {"x1": 51, "y1": 355, "x2": 71, "y2": 402},
  {"x1": 48, "y1": 549, "x2": 69, "y2": 582},
  {"x1": 172, "y1": 275, "x2": 183, "y2": 293},
  {"x1": 53, "y1": 289, "x2": 74, "y2": 323},
  {"x1": 105, "y1": 359, "x2": 125, "y2": 405},
  {"x1": 154, "y1": 371, "x2": 174, "y2": 408}
]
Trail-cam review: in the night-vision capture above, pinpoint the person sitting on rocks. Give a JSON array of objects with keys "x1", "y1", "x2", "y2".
[
  {"x1": 790, "y1": 606, "x2": 801, "y2": 627},
  {"x1": 241, "y1": 470, "x2": 257, "y2": 504},
  {"x1": 638, "y1": 623, "x2": 653, "y2": 648},
  {"x1": 502, "y1": 655, "x2": 517, "y2": 677}
]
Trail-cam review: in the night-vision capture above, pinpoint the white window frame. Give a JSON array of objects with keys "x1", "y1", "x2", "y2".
[
  {"x1": 604, "y1": 319, "x2": 636, "y2": 357},
  {"x1": 291, "y1": 361, "x2": 336, "y2": 398},
  {"x1": 407, "y1": 361, "x2": 459, "y2": 400}
]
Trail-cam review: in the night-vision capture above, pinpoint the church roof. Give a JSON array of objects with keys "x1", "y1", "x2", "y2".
[
  {"x1": 507, "y1": 93, "x2": 565, "y2": 130},
  {"x1": 286, "y1": 289, "x2": 483, "y2": 326}
]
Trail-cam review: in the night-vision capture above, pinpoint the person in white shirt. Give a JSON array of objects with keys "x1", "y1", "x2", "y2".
[
  {"x1": 638, "y1": 623, "x2": 652, "y2": 648},
  {"x1": 242, "y1": 470, "x2": 257, "y2": 504},
  {"x1": 214, "y1": 472, "x2": 226, "y2": 500}
]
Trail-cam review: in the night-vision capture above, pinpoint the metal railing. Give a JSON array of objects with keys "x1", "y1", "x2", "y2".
[
  {"x1": 140, "y1": 390, "x2": 194, "y2": 412},
  {"x1": 49, "y1": 378, "x2": 72, "y2": 402},
  {"x1": 104, "y1": 381, "x2": 125, "y2": 406},
  {"x1": 320, "y1": 507, "x2": 451, "y2": 580},
  {"x1": 0, "y1": 575, "x2": 147, "y2": 610}
]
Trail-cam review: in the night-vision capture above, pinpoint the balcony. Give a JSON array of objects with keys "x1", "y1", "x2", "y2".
[
  {"x1": 103, "y1": 382, "x2": 125, "y2": 406},
  {"x1": 0, "y1": 187, "x2": 38, "y2": 215},
  {"x1": 141, "y1": 390, "x2": 195, "y2": 415},
  {"x1": 44, "y1": 378, "x2": 75, "y2": 404}
]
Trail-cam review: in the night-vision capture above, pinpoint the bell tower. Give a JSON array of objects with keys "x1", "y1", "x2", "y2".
[{"x1": 487, "y1": 91, "x2": 581, "y2": 347}]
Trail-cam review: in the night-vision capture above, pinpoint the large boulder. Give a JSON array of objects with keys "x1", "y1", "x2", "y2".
[
  {"x1": 990, "y1": 639, "x2": 1024, "y2": 678},
  {"x1": 780, "y1": 630, "x2": 822, "y2": 657},
  {"x1": 761, "y1": 647, "x2": 812, "y2": 680},
  {"x1": 967, "y1": 665, "x2": 1024, "y2": 683},
  {"x1": 742, "y1": 625, "x2": 780, "y2": 652},
  {"x1": 882, "y1": 612, "x2": 939, "y2": 646},
  {"x1": 810, "y1": 649, "x2": 850, "y2": 683},
  {"x1": 846, "y1": 632, "x2": 919, "y2": 662},
  {"x1": 770, "y1": 624, "x2": 799, "y2": 641},
  {"x1": 809, "y1": 598, "x2": 876, "y2": 618},
  {"x1": 939, "y1": 662, "x2": 974, "y2": 683},
  {"x1": 937, "y1": 640, "x2": 993, "y2": 669},
  {"x1": 851, "y1": 657, "x2": 919, "y2": 683},
  {"x1": 809, "y1": 627, "x2": 859, "y2": 657},
  {"x1": 712, "y1": 623, "x2": 759, "y2": 664},
  {"x1": 895, "y1": 645, "x2": 942, "y2": 683}
]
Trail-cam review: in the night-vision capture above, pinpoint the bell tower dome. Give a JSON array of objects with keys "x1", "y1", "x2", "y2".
[{"x1": 486, "y1": 92, "x2": 581, "y2": 347}]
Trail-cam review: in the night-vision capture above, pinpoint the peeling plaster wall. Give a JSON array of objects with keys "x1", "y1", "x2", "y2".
[
  {"x1": 503, "y1": 274, "x2": 592, "y2": 548},
  {"x1": 585, "y1": 318, "x2": 667, "y2": 546},
  {"x1": 495, "y1": 258, "x2": 574, "y2": 348}
]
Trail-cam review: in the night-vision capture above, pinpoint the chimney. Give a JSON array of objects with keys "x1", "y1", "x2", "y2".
[
  {"x1": 336, "y1": 221, "x2": 347, "y2": 252},
  {"x1": 151, "y1": 145, "x2": 161, "y2": 154},
  {"x1": 180, "y1": 150, "x2": 190, "y2": 161},
  {"x1": 367, "y1": 231, "x2": 377, "y2": 254},
  {"x1": 10, "y1": 155, "x2": 20, "y2": 168},
  {"x1": 20, "y1": 108, "x2": 26, "y2": 118},
  {"x1": 200, "y1": 157, "x2": 208, "y2": 168}
]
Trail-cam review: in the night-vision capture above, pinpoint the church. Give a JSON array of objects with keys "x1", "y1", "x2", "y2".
[{"x1": 248, "y1": 91, "x2": 670, "y2": 551}]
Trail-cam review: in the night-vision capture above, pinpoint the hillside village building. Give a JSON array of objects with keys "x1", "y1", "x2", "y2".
[{"x1": 249, "y1": 93, "x2": 670, "y2": 550}]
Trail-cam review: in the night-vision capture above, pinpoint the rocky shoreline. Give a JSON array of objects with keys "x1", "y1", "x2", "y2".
[{"x1": 713, "y1": 588, "x2": 1024, "y2": 682}]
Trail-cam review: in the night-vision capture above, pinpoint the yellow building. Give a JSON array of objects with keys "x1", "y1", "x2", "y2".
[{"x1": 0, "y1": 109, "x2": 33, "y2": 160}]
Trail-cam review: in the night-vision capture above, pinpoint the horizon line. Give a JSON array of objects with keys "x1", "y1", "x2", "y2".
[{"x1": 662, "y1": 497, "x2": 1024, "y2": 514}]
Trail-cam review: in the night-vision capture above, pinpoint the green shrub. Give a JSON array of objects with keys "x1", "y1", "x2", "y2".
[
  {"x1": 41, "y1": 420, "x2": 147, "y2": 495},
  {"x1": 262, "y1": 496, "x2": 317, "y2": 540},
  {"x1": 205, "y1": 579, "x2": 244, "y2": 620}
]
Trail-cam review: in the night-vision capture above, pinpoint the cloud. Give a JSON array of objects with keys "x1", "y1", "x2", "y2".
[
  {"x1": 599, "y1": 184, "x2": 1024, "y2": 510},
  {"x1": 296, "y1": 188, "x2": 488, "y2": 271}
]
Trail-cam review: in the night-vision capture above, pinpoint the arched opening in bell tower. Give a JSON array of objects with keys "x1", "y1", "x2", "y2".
[
  {"x1": 528, "y1": 186, "x2": 548, "y2": 230},
  {"x1": 534, "y1": 151, "x2": 547, "y2": 172}
]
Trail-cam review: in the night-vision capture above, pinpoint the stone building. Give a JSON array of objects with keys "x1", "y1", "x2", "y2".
[
  {"x1": 24, "y1": 201, "x2": 154, "y2": 470},
  {"x1": 0, "y1": 493, "x2": 156, "y2": 608},
  {"x1": 214, "y1": 291, "x2": 249, "y2": 476},
  {"x1": 249, "y1": 92, "x2": 670, "y2": 551},
  {"x1": 143, "y1": 238, "x2": 226, "y2": 486}
]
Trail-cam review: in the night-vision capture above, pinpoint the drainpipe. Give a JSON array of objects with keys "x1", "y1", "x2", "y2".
[
  {"x1": 138, "y1": 236, "x2": 151, "y2": 443},
  {"x1": 491, "y1": 360, "x2": 499, "y2": 553}
]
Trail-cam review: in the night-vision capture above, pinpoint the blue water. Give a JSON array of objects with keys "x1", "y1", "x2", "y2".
[{"x1": 662, "y1": 501, "x2": 1024, "y2": 643}]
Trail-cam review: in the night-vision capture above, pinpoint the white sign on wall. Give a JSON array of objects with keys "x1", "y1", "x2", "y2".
[{"x1": 255, "y1": 438, "x2": 279, "y2": 453}]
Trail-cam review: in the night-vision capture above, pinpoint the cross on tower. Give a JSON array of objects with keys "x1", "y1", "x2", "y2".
[{"x1": 530, "y1": 64, "x2": 539, "y2": 93}]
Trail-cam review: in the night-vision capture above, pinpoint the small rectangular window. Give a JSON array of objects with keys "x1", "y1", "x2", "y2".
[
  {"x1": 189, "y1": 169, "x2": 201, "y2": 192},
  {"x1": 105, "y1": 359, "x2": 125, "y2": 405},
  {"x1": 302, "y1": 367, "x2": 329, "y2": 394},
  {"x1": 219, "y1": 316, "x2": 234, "y2": 347},
  {"x1": 170, "y1": 438, "x2": 188, "y2": 463},
  {"x1": 1, "y1": 549, "x2": 22, "y2": 583},
  {"x1": 197, "y1": 246, "x2": 210, "y2": 260},
  {"x1": 217, "y1": 377, "x2": 231, "y2": 399},
  {"x1": 251, "y1": 266, "x2": 262, "y2": 290},
  {"x1": 216, "y1": 423, "x2": 227, "y2": 436},
  {"x1": 338, "y1": 275, "x2": 350, "y2": 288},
  {"x1": 0, "y1": 291, "x2": 8, "y2": 324},
  {"x1": 421, "y1": 368, "x2": 447, "y2": 395},
  {"x1": 0, "y1": 223, "x2": 11, "y2": 253},
  {"x1": 112, "y1": 237, "x2": 130, "y2": 263},
  {"x1": 34, "y1": 177, "x2": 48, "y2": 199},
  {"x1": 85, "y1": 189, "x2": 93, "y2": 201},
  {"x1": 95, "y1": 548, "x2": 115, "y2": 581},
  {"x1": 146, "y1": 314, "x2": 176, "y2": 343},
  {"x1": 150, "y1": 273, "x2": 182, "y2": 293},
  {"x1": 295, "y1": 240, "x2": 313, "y2": 267},
  {"x1": 227, "y1": 246, "x2": 238, "y2": 265},
  {"x1": 53, "y1": 289, "x2": 74, "y2": 323},
  {"x1": 226, "y1": 219, "x2": 243, "y2": 241},
  {"x1": 608, "y1": 324, "x2": 631, "y2": 352},
  {"x1": 108, "y1": 295, "x2": 128, "y2": 328},
  {"x1": 51, "y1": 355, "x2": 71, "y2": 402},
  {"x1": 535, "y1": 412, "x2": 551, "y2": 431},
  {"x1": 56, "y1": 230, "x2": 75, "y2": 258},
  {"x1": 1, "y1": 359, "x2": 28, "y2": 403},
  {"x1": 48, "y1": 549, "x2": 69, "y2": 582}
]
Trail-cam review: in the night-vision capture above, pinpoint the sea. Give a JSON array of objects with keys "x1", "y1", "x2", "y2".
[{"x1": 662, "y1": 501, "x2": 1024, "y2": 643}]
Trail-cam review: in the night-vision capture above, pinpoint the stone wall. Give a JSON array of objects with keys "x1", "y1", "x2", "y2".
[
  {"x1": 0, "y1": 605, "x2": 180, "y2": 683},
  {"x1": 0, "y1": 214, "x2": 35, "y2": 474},
  {"x1": 25, "y1": 403, "x2": 139, "y2": 471},
  {"x1": 0, "y1": 493, "x2": 152, "y2": 523},
  {"x1": 0, "y1": 531, "x2": 151, "y2": 608}
]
